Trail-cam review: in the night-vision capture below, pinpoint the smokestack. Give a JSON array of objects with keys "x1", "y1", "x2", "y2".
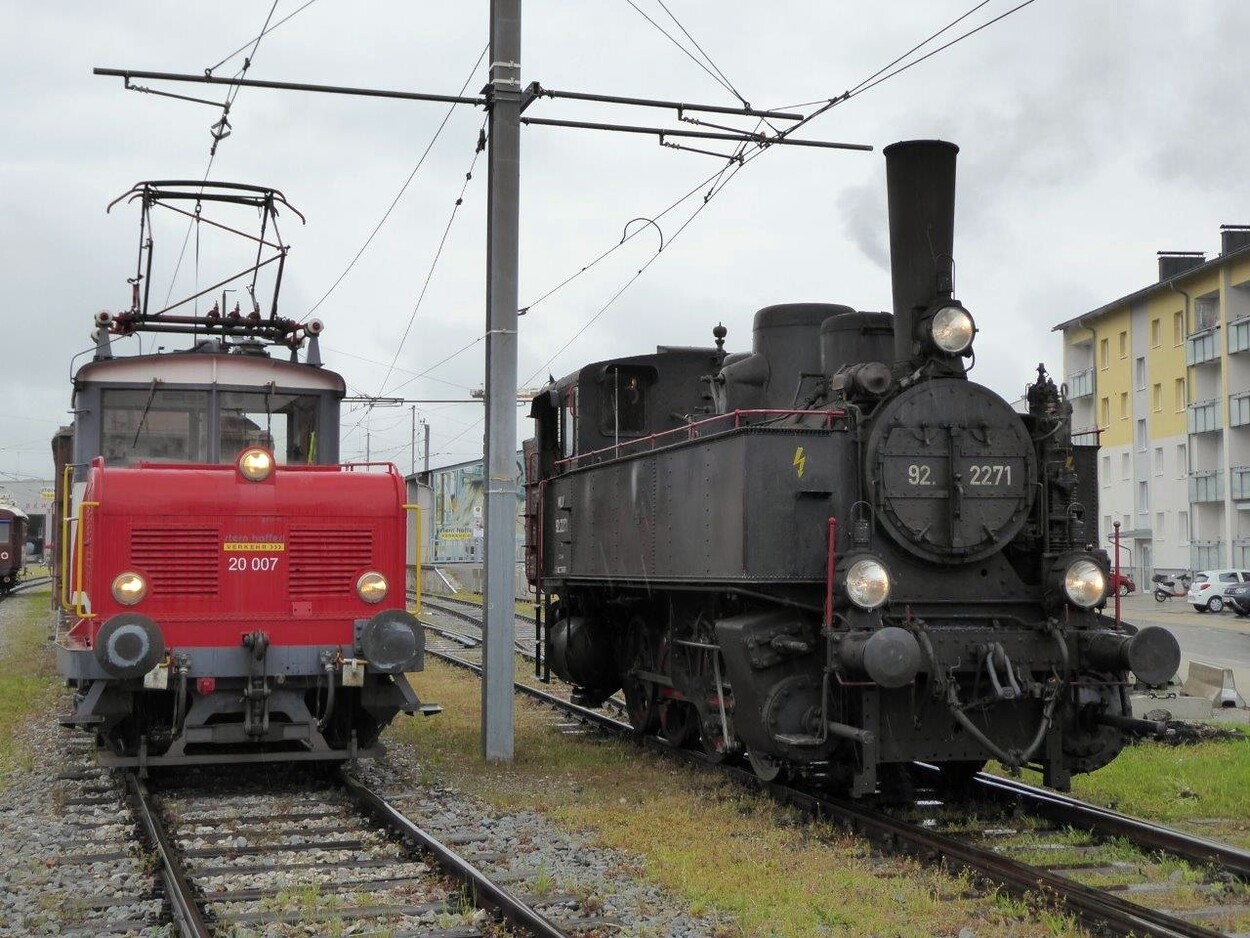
[{"x1": 884, "y1": 140, "x2": 959, "y2": 365}]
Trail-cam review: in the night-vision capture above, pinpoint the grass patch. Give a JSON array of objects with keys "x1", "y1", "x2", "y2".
[
  {"x1": 0, "y1": 586, "x2": 59, "y2": 785},
  {"x1": 395, "y1": 660, "x2": 1085, "y2": 938}
]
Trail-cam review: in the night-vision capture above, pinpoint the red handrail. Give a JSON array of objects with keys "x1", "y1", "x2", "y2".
[{"x1": 555, "y1": 407, "x2": 847, "y2": 470}]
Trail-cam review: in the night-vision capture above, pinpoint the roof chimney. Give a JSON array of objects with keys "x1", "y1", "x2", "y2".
[
  {"x1": 1221, "y1": 225, "x2": 1250, "y2": 255},
  {"x1": 1157, "y1": 251, "x2": 1205, "y2": 282}
]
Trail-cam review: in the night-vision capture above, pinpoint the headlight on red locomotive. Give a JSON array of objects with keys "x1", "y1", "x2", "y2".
[
  {"x1": 356, "y1": 571, "x2": 388, "y2": 604},
  {"x1": 111, "y1": 571, "x2": 148, "y2": 605},
  {"x1": 237, "y1": 447, "x2": 275, "y2": 481}
]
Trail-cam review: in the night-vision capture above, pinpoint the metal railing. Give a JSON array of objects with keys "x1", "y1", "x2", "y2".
[
  {"x1": 1188, "y1": 399, "x2": 1220, "y2": 434},
  {"x1": 1232, "y1": 466, "x2": 1250, "y2": 500},
  {"x1": 1231, "y1": 390, "x2": 1250, "y2": 428},
  {"x1": 1188, "y1": 469, "x2": 1224, "y2": 503},
  {"x1": 1186, "y1": 328, "x2": 1219, "y2": 365},
  {"x1": 1191, "y1": 540, "x2": 1224, "y2": 570},
  {"x1": 1229, "y1": 315, "x2": 1250, "y2": 355},
  {"x1": 1064, "y1": 367, "x2": 1094, "y2": 398}
]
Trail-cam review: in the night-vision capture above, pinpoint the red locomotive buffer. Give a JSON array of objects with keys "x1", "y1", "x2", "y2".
[{"x1": 55, "y1": 180, "x2": 436, "y2": 767}]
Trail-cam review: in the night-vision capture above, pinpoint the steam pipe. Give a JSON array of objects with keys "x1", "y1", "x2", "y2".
[{"x1": 883, "y1": 140, "x2": 959, "y2": 366}]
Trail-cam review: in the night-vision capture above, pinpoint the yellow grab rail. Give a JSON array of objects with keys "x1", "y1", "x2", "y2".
[
  {"x1": 403, "y1": 503, "x2": 422, "y2": 613},
  {"x1": 60, "y1": 464, "x2": 74, "y2": 610},
  {"x1": 74, "y1": 501, "x2": 99, "y2": 619}
]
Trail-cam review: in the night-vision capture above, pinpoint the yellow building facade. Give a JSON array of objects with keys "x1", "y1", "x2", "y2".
[{"x1": 1055, "y1": 231, "x2": 1250, "y2": 582}]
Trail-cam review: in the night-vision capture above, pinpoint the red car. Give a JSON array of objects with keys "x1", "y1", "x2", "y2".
[{"x1": 1110, "y1": 572, "x2": 1136, "y2": 596}]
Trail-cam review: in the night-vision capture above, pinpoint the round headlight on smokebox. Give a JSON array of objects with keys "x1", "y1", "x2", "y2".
[
  {"x1": 237, "y1": 447, "x2": 275, "y2": 482},
  {"x1": 359, "y1": 609, "x2": 423, "y2": 673},
  {"x1": 356, "y1": 571, "x2": 388, "y2": 604},
  {"x1": 112, "y1": 571, "x2": 147, "y2": 606},
  {"x1": 94, "y1": 613, "x2": 165, "y2": 679},
  {"x1": 1063, "y1": 558, "x2": 1107, "y2": 609},
  {"x1": 846, "y1": 558, "x2": 891, "y2": 610},
  {"x1": 930, "y1": 304, "x2": 976, "y2": 354}
]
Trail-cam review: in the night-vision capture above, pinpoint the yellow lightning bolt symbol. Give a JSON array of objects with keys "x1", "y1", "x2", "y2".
[{"x1": 793, "y1": 446, "x2": 806, "y2": 478}]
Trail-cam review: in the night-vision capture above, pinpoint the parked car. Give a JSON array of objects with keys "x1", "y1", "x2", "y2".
[
  {"x1": 1110, "y1": 572, "x2": 1136, "y2": 596},
  {"x1": 1227, "y1": 581, "x2": 1250, "y2": 618},
  {"x1": 1186, "y1": 569, "x2": 1250, "y2": 613}
]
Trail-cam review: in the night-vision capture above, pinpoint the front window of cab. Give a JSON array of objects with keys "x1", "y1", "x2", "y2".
[
  {"x1": 218, "y1": 391, "x2": 320, "y2": 465},
  {"x1": 102, "y1": 388, "x2": 210, "y2": 463},
  {"x1": 100, "y1": 388, "x2": 324, "y2": 465}
]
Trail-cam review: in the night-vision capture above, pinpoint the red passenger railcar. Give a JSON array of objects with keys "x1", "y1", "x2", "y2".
[
  {"x1": 0, "y1": 505, "x2": 28, "y2": 595},
  {"x1": 55, "y1": 182, "x2": 434, "y2": 767}
]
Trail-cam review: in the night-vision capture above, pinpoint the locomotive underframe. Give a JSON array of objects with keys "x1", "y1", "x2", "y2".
[
  {"x1": 58, "y1": 642, "x2": 425, "y2": 769},
  {"x1": 545, "y1": 580, "x2": 1133, "y2": 796}
]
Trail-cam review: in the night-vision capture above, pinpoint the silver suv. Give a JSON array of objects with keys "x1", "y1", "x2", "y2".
[{"x1": 1187, "y1": 569, "x2": 1250, "y2": 613}]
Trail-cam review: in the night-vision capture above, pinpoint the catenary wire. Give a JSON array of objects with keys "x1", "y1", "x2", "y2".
[{"x1": 302, "y1": 45, "x2": 489, "y2": 321}]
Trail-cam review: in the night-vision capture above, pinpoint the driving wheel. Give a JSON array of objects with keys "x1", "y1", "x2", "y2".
[{"x1": 659, "y1": 699, "x2": 697, "y2": 746}]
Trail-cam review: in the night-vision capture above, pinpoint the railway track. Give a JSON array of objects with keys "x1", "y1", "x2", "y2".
[
  {"x1": 4, "y1": 574, "x2": 52, "y2": 596},
  {"x1": 419, "y1": 594, "x2": 1250, "y2": 938},
  {"x1": 124, "y1": 765, "x2": 576, "y2": 937}
]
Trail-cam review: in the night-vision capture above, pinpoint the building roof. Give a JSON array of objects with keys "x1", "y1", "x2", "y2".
[{"x1": 1051, "y1": 241, "x2": 1250, "y2": 333}]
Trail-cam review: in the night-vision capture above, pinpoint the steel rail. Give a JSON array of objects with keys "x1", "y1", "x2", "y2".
[
  {"x1": 964, "y1": 769, "x2": 1250, "y2": 879},
  {"x1": 123, "y1": 773, "x2": 213, "y2": 938},
  {"x1": 424, "y1": 643, "x2": 1228, "y2": 938},
  {"x1": 5, "y1": 575, "x2": 52, "y2": 596},
  {"x1": 337, "y1": 769, "x2": 571, "y2": 938}
]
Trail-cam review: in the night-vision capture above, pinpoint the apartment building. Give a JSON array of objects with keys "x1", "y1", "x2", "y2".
[{"x1": 1053, "y1": 226, "x2": 1250, "y2": 582}]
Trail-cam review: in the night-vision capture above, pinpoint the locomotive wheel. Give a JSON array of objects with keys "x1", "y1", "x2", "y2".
[
  {"x1": 747, "y1": 750, "x2": 787, "y2": 783},
  {"x1": 659, "y1": 699, "x2": 697, "y2": 747},
  {"x1": 621, "y1": 617, "x2": 659, "y2": 735}
]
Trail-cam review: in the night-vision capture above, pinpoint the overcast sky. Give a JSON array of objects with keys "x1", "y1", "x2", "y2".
[{"x1": 3, "y1": 1, "x2": 1248, "y2": 480}]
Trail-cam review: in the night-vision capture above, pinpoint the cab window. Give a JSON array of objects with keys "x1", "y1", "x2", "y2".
[
  {"x1": 559, "y1": 387, "x2": 578, "y2": 459},
  {"x1": 600, "y1": 366, "x2": 647, "y2": 437},
  {"x1": 102, "y1": 388, "x2": 210, "y2": 463},
  {"x1": 218, "y1": 390, "x2": 321, "y2": 464}
]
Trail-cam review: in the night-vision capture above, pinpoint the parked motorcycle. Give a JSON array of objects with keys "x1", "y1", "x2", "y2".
[{"x1": 1152, "y1": 573, "x2": 1191, "y2": 603}]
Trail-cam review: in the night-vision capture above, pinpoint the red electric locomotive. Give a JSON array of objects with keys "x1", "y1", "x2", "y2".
[{"x1": 55, "y1": 182, "x2": 435, "y2": 767}]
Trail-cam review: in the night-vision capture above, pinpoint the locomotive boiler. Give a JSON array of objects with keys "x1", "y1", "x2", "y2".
[
  {"x1": 524, "y1": 141, "x2": 1180, "y2": 795},
  {"x1": 55, "y1": 181, "x2": 434, "y2": 768}
]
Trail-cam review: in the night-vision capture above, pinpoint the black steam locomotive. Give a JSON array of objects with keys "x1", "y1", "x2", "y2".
[{"x1": 524, "y1": 140, "x2": 1181, "y2": 796}]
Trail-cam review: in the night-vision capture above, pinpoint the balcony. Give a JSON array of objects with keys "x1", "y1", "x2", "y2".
[
  {"x1": 1188, "y1": 469, "x2": 1224, "y2": 503},
  {"x1": 1232, "y1": 391, "x2": 1250, "y2": 428},
  {"x1": 1188, "y1": 399, "x2": 1220, "y2": 434},
  {"x1": 1186, "y1": 329, "x2": 1219, "y2": 365},
  {"x1": 1233, "y1": 466, "x2": 1250, "y2": 500},
  {"x1": 1191, "y1": 541, "x2": 1224, "y2": 570},
  {"x1": 1065, "y1": 367, "x2": 1095, "y2": 399},
  {"x1": 1230, "y1": 316, "x2": 1250, "y2": 355}
]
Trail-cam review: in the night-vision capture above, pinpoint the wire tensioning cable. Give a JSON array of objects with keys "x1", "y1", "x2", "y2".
[
  {"x1": 622, "y1": 0, "x2": 747, "y2": 107},
  {"x1": 206, "y1": 0, "x2": 323, "y2": 76}
]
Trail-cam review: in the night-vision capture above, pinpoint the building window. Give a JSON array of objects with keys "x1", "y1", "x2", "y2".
[
  {"x1": 1195, "y1": 296, "x2": 1219, "y2": 331},
  {"x1": 1104, "y1": 514, "x2": 1113, "y2": 535},
  {"x1": 1153, "y1": 446, "x2": 1164, "y2": 476},
  {"x1": 1174, "y1": 310, "x2": 1185, "y2": 345},
  {"x1": 1138, "y1": 481, "x2": 1149, "y2": 514},
  {"x1": 1119, "y1": 330, "x2": 1128, "y2": 358},
  {"x1": 1135, "y1": 356, "x2": 1146, "y2": 389},
  {"x1": 1152, "y1": 383, "x2": 1162, "y2": 411},
  {"x1": 1156, "y1": 512, "x2": 1165, "y2": 539},
  {"x1": 1121, "y1": 452, "x2": 1131, "y2": 480},
  {"x1": 1121, "y1": 513, "x2": 1132, "y2": 530},
  {"x1": 1101, "y1": 454, "x2": 1111, "y2": 486},
  {"x1": 1176, "y1": 443, "x2": 1187, "y2": 477},
  {"x1": 1119, "y1": 392, "x2": 1129, "y2": 419},
  {"x1": 1100, "y1": 396, "x2": 1110, "y2": 425},
  {"x1": 1151, "y1": 318, "x2": 1161, "y2": 347},
  {"x1": 1174, "y1": 377, "x2": 1186, "y2": 411},
  {"x1": 1136, "y1": 418, "x2": 1148, "y2": 451},
  {"x1": 1100, "y1": 338, "x2": 1110, "y2": 369},
  {"x1": 1178, "y1": 510, "x2": 1190, "y2": 543}
]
